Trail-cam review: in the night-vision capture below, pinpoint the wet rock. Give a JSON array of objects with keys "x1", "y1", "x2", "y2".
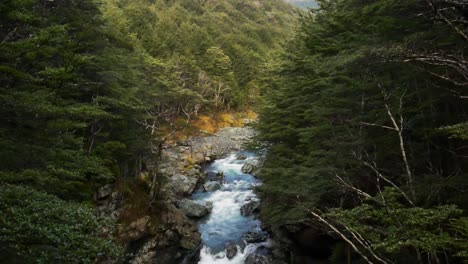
[
  {"x1": 177, "y1": 199, "x2": 211, "y2": 218},
  {"x1": 241, "y1": 160, "x2": 259, "y2": 174},
  {"x1": 203, "y1": 181, "x2": 221, "y2": 192},
  {"x1": 225, "y1": 242, "x2": 238, "y2": 259},
  {"x1": 241, "y1": 200, "x2": 261, "y2": 216},
  {"x1": 243, "y1": 231, "x2": 268, "y2": 243},
  {"x1": 237, "y1": 154, "x2": 247, "y2": 160},
  {"x1": 121, "y1": 127, "x2": 257, "y2": 264},
  {"x1": 205, "y1": 201, "x2": 214, "y2": 212},
  {"x1": 245, "y1": 253, "x2": 270, "y2": 264},
  {"x1": 216, "y1": 171, "x2": 224, "y2": 182}
]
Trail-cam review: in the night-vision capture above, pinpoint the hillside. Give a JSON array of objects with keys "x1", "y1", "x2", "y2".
[
  {"x1": 2, "y1": 0, "x2": 467, "y2": 263},
  {"x1": 0, "y1": 0, "x2": 295, "y2": 262},
  {"x1": 256, "y1": 0, "x2": 468, "y2": 262}
]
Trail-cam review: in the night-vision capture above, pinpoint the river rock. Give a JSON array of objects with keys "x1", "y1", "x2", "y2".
[
  {"x1": 241, "y1": 200, "x2": 261, "y2": 216},
  {"x1": 245, "y1": 253, "x2": 270, "y2": 264},
  {"x1": 169, "y1": 174, "x2": 198, "y2": 195},
  {"x1": 237, "y1": 154, "x2": 247, "y2": 160},
  {"x1": 216, "y1": 171, "x2": 224, "y2": 182},
  {"x1": 243, "y1": 231, "x2": 268, "y2": 243},
  {"x1": 225, "y1": 242, "x2": 238, "y2": 259},
  {"x1": 231, "y1": 135, "x2": 246, "y2": 141},
  {"x1": 205, "y1": 201, "x2": 214, "y2": 212},
  {"x1": 129, "y1": 203, "x2": 201, "y2": 264},
  {"x1": 241, "y1": 160, "x2": 259, "y2": 174},
  {"x1": 104, "y1": 127, "x2": 259, "y2": 264},
  {"x1": 203, "y1": 181, "x2": 221, "y2": 192},
  {"x1": 177, "y1": 199, "x2": 211, "y2": 218}
]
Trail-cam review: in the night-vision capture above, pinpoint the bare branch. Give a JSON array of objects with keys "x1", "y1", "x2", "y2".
[
  {"x1": 360, "y1": 122, "x2": 397, "y2": 131},
  {"x1": 1, "y1": 28, "x2": 17, "y2": 45},
  {"x1": 334, "y1": 173, "x2": 374, "y2": 200},
  {"x1": 379, "y1": 86, "x2": 416, "y2": 200},
  {"x1": 299, "y1": 203, "x2": 391, "y2": 264},
  {"x1": 426, "y1": 0, "x2": 468, "y2": 41}
]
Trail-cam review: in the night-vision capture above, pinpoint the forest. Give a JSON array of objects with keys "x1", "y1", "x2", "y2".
[
  {"x1": 0, "y1": 0, "x2": 467, "y2": 263},
  {"x1": 0, "y1": 0, "x2": 294, "y2": 262},
  {"x1": 255, "y1": 0, "x2": 468, "y2": 263}
]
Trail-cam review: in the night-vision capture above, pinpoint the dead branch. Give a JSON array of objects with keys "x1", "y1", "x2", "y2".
[
  {"x1": 299, "y1": 203, "x2": 390, "y2": 264},
  {"x1": 361, "y1": 160, "x2": 416, "y2": 207},
  {"x1": 426, "y1": 0, "x2": 468, "y2": 41},
  {"x1": 1, "y1": 28, "x2": 17, "y2": 45},
  {"x1": 334, "y1": 173, "x2": 374, "y2": 200}
]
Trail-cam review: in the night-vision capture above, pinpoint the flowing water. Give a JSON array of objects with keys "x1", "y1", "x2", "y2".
[{"x1": 191, "y1": 152, "x2": 268, "y2": 263}]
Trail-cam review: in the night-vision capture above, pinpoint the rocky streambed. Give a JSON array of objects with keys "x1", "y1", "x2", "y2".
[
  {"x1": 95, "y1": 126, "x2": 271, "y2": 264},
  {"x1": 191, "y1": 152, "x2": 270, "y2": 263}
]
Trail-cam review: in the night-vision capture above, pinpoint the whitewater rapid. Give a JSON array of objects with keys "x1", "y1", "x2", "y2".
[{"x1": 191, "y1": 153, "x2": 267, "y2": 263}]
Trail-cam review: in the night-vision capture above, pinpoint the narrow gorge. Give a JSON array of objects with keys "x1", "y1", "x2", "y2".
[{"x1": 95, "y1": 125, "x2": 275, "y2": 263}]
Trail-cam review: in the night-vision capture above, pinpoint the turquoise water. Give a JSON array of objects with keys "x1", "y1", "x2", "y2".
[{"x1": 191, "y1": 153, "x2": 267, "y2": 263}]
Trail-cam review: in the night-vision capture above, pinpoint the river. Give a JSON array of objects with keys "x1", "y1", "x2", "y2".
[{"x1": 191, "y1": 152, "x2": 268, "y2": 263}]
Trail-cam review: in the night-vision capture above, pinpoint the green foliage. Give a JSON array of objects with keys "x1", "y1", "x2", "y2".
[
  {"x1": 0, "y1": 0, "x2": 296, "y2": 262},
  {"x1": 256, "y1": 0, "x2": 468, "y2": 262},
  {"x1": 99, "y1": 0, "x2": 296, "y2": 111},
  {"x1": 328, "y1": 188, "x2": 466, "y2": 259},
  {"x1": 0, "y1": 185, "x2": 122, "y2": 263}
]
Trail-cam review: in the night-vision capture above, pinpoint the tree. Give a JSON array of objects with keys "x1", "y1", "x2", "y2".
[
  {"x1": 0, "y1": 185, "x2": 121, "y2": 263},
  {"x1": 256, "y1": 0, "x2": 468, "y2": 262}
]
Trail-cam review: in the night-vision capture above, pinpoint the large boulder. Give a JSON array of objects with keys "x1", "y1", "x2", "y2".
[
  {"x1": 240, "y1": 200, "x2": 261, "y2": 216},
  {"x1": 177, "y1": 199, "x2": 212, "y2": 218},
  {"x1": 225, "y1": 242, "x2": 238, "y2": 259},
  {"x1": 203, "y1": 181, "x2": 222, "y2": 192},
  {"x1": 241, "y1": 160, "x2": 259, "y2": 174},
  {"x1": 129, "y1": 203, "x2": 201, "y2": 264},
  {"x1": 169, "y1": 174, "x2": 199, "y2": 195}
]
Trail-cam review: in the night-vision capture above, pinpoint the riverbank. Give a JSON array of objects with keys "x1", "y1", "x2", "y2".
[
  {"x1": 95, "y1": 126, "x2": 258, "y2": 263},
  {"x1": 192, "y1": 152, "x2": 268, "y2": 263}
]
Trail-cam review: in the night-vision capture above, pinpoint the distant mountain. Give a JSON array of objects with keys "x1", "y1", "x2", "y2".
[{"x1": 284, "y1": 0, "x2": 318, "y2": 8}]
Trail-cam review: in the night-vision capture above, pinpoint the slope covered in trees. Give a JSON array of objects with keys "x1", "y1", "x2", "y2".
[
  {"x1": 0, "y1": 0, "x2": 295, "y2": 262},
  {"x1": 256, "y1": 0, "x2": 468, "y2": 263},
  {"x1": 100, "y1": 0, "x2": 296, "y2": 111}
]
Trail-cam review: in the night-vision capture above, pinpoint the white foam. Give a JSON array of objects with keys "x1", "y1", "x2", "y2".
[
  {"x1": 199, "y1": 244, "x2": 258, "y2": 264},
  {"x1": 196, "y1": 153, "x2": 264, "y2": 264}
]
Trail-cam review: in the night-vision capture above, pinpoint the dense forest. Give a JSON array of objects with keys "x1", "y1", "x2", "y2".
[
  {"x1": 0, "y1": 0, "x2": 294, "y2": 262},
  {"x1": 1, "y1": 0, "x2": 467, "y2": 263},
  {"x1": 256, "y1": 0, "x2": 468, "y2": 263}
]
